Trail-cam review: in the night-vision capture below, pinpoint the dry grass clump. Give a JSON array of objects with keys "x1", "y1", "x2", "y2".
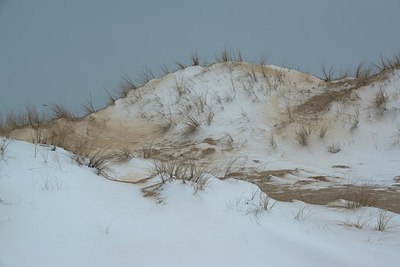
[
  {"x1": 183, "y1": 115, "x2": 202, "y2": 135},
  {"x1": 340, "y1": 183, "x2": 381, "y2": 209},
  {"x1": 157, "y1": 113, "x2": 177, "y2": 133},
  {"x1": 215, "y1": 48, "x2": 243, "y2": 63},
  {"x1": 175, "y1": 60, "x2": 187, "y2": 70},
  {"x1": 294, "y1": 206, "x2": 314, "y2": 222},
  {"x1": 318, "y1": 123, "x2": 329, "y2": 139},
  {"x1": 321, "y1": 64, "x2": 335, "y2": 82},
  {"x1": 0, "y1": 115, "x2": 5, "y2": 136},
  {"x1": 173, "y1": 77, "x2": 187, "y2": 99},
  {"x1": 47, "y1": 103, "x2": 76, "y2": 120},
  {"x1": 81, "y1": 94, "x2": 97, "y2": 115},
  {"x1": 341, "y1": 208, "x2": 394, "y2": 231},
  {"x1": 190, "y1": 52, "x2": 200, "y2": 66},
  {"x1": 86, "y1": 148, "x2": 113, "y2": 178},
  {"x1": 353, "y1": 62, "x2": 375, "y2": 87},
  {"x1": 137, "y1": 66, "x2": 156, "y2": 85},
  {"x1": 245, "y1": 191, "x2": 276, "y2": 216},
  {"x1": 266, "y1": 133, "x2": 277, "y2": 150},
  {"x1": 375, "y1": 52, "x2": 400, "y2": 72},
  {"x1": 120, "y1": 76, "x2": 138, "y2": 96},
  {"x1": 109, "y1": 147, "x2": 132, "y2": 162},
  {"x1": 24, "y1": 105, "x2": 42, "y2": 128},
  {"x1": 226, "y1": 189, "x2": 276, "y2": 216},
  {"x1": 0, "y1": 105, "x2": 44, "y2": 134},
  {"x1": 375, "y1": 208, "x2": 394, "y2": 231},
  {"x1": 47, "y1": 124, "x2": 74, "y2": 149},
  {"x1": 373, "y1": 89, "x2": 388, "y2": 114},
  {"x1": 70, "y1": 139, "x2": 115, "y2": 178},
  {"x1": 221, "y1": 156, "x2": 245, "y2": 179},
  {"x1": 341, "y1": 211, "x2": 373, "y2": 229},
  {"x1": 148, "y1": 159, "x2": 211, "y2": 193},
  {"x1": 294, "y1": 124, "x2": 312, "y2": 147},
  {"x1": 2, "y1": 111, "x2": 28, "y2": 132},
  {"x1": 141, "y1": 142, "x2": 157, "y2": 159},
  {"x1": 342, "y1": 107, "x2": 360, "y2": 130},
  {"x1": 0, "y1": 137, "x2": 10, "y2": 161},
  {"x1": 392, "y1": 124, "x2": 400, "y2": 147}
]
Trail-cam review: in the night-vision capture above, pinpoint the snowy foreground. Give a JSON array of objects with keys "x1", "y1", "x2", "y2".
[{"x1": 1, "y1": 139, "x2": 399, "y2": 267}]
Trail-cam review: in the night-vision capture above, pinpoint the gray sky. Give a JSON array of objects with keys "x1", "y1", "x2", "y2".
[{"x1": 1, "y1": 0, "x2": 400, "y2": 115}]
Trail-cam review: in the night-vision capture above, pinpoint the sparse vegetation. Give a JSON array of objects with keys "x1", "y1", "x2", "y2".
[
  {"x1": 375, "y1": 208, "x2": 394, "y2": 231},
  {"x1": 216, "y1": 48, "x2": 243, "y2": 63},
  {"x1": 226, "y1": 189, "x2": 276, "y2": 216},
  {"x1": 69, "y1": 139, "x2": 115, "y2": 178},
  {"x1": 318, "y1": 123, "x2": 329, "y2": 139},
  {"x1": 40, "y1": 175, "x2": 63, "y2": 190},
  {"x1": 267, "y1": 133, "x2": 277, "y2": 150},
  {"x1": 157, "y1": 112, "x2": 177, "y2": 133},
  {"x1": 48, "y1": 125, "x2": 73, "y2": 149},
  {"x1": 141, "y1": 142, "x2": 156, "y2": 159},
  {"x1": 341, "y1": 183, "x2": 381, "y2": 209},
  {"x1": 373, "y1": 89, "x2": 388, "y2": 114},
  {"x1": 175, "y1": 61, "x2": 187, "y2": 70},
  {"x1": 392, "y1": 124, "x2": 400, "y2": 147},
  {"x1": 147, "y1": 159, "x2": 211, "y2": 193},
  {"x1": 24, "y1": 104, "x2": 42, "y2": 128},
  {"x1": 120, "y1": 76, "x2": 138, "y2": 96},
  {"x1": 295, "y1": 124, "x2": 312, "y2": 147},
  {"x1": 0, "y1": 137, "x2": 10, "y2": 162},
  {"x1": 110, "y1": 148, "x2": 132, "y2": 162},
  {"x1": 137, "y1": 66, "x2": 156, "y2": 85},
  {"x1": 221, "y1": 156, "x2": 244, "y2": 179},
  {"x1": 0, "y1": 114, "x2": 5, "y2": 136},
  {"x1": 349, "y1": 107, "x2": 360, "y2": 130},
  {"x1": 294, "y1": 205, "x2": 313, "y2": 222},
  {"x1": 82, "y1": 94, "x2": 97, "y2": 115},
  {"x1": 182, "y1": 115, "x2": 202, "y2": 135},
  {"x1": 353, "y1": 62, "x2": 374, "y2": 87},
  {"x1": 375, "y1": 52, "x2": 400, "y2": 72},
  {"x1": 47, "y1": 103, "x2": 76, "y2": 120},
  {"x1": 341, "y1": 211, "x2": 373, "y2": 229},
  {"x1": 190, "y1": 52, "x2": 200, "y2": 66},
  {"x1": 321, "y1": 64, "x2": 335, "y2": 82}
]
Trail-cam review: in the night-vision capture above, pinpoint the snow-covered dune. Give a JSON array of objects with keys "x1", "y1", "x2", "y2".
[
  {"x1": 2, "y1": 61, "x2": 400, "y2": 266},
  {"x1": 10, "y1": 62, "x2": 400, "y2": 188}
]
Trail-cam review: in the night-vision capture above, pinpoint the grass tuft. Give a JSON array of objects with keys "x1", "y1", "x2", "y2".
[
  {"x1": 373, "y1": 89, "x2": 388, "y2": 114},
  {"x1": 216, "y1": 48, "x2": 243, "y2": 63},
  {"x1": 341, "y1": 183, "x2": 381, "y2": 209},
  {"x1": 183, "y1": 115, "x2": 201, "y2": 135},
  {"x1": 147, "y1": 159, "x2": 211, "y2": 193},
  {"x1": 375, "y1": 209, "x2": 394, "y2": 231},
  {"x1": 47, "y1": 103, "x2": 76, "y2": 120},
  {"x1": 120, "y1": 76, "x2": 138, "y2": 96},
  {"x1": 82, "y1": 94, "x2": 97, "y2": 115},
  {"x1": 321, "y1": 64, "x2": 335, "y2": 81},
  {"x1": 295, "y1": 124, "x2": 312, "y2": 147},
  {"x1": 0, "y1": 137, "x2": 10, "y2": 161},
  {"x1": 190, "y1": 52, "x2": 200, "y2": 66},
  {"x1": 267, "y1": 133, "x2": 277, "y2": 150}
]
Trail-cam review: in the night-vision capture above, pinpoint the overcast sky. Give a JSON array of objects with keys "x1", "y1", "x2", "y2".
[{"x1": 1, "y1": 0, "x2": 400, "y2": 115}]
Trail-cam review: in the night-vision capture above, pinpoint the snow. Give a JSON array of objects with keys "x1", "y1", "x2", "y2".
[
  {"x1": 83, "y1": 63, "x2": 400, "y2": 187},
  {"x1": 1, "y1": 139, "x2": 399, "y2": 267},
  {"x1": 2, "y1": 62, "x2": 400, "y2": 266}
]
